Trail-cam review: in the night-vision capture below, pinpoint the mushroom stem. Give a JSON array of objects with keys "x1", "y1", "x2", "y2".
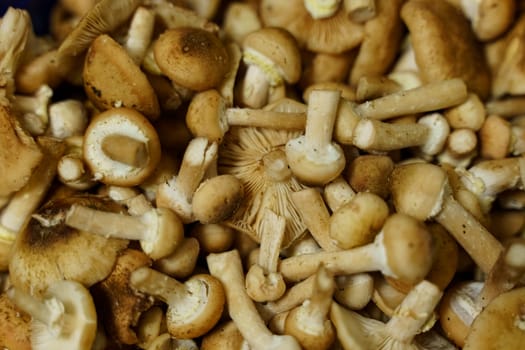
[
  {"x1": 129, "y1": 266, "x2": 185, "y2": 303},
  {"x1": 258, "y1": 209, "x2": 286, "y2": 273},
  {"x1": 304, "y1": 89, "x2": 341, "y2": 152},
  {"x1": 304, "y1": 0, "x2": 342, "y2": 19},
  {"x1": 226, "y1": 108, "x2": 306, "y2": 130},
  {"x1": 124, "y1": 6, "x2": 155, "y2": 64},
  {"x1": 240, "y1": 63, "x2": 271, "y2": 108},
  {"x1": 385, "y1": 280, "x2": 443, "y2": 342},
  {"x1": 7, "y1": 287, "x2": 65, "y2": 329},
  {"x1": 354, "y1": 78, "x2": 468, "y2": 120},
  {"x1": 207, "y1": 250, "x2": 301, "y2": 350}
]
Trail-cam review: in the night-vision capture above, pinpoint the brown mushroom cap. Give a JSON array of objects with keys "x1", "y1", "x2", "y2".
[
  {"x1": 83, "y1": 34, "x2": 160, "y2": 119},
  {"x1": 463, "y1": 287, "x2": 525, "y2": 349},
  {"x1": 153, "y1": 27, "x2": 230, "y2": 91},
  {"x1": 401, "y1": 0, "x2": 491, "y2": 99},
  {"x1": 0, "y1": 292, "x2": 31, "y2": 350},
  {"x1": 8, "y1": 195, "x2": 129, "y2": 297},
  {"x1": 242, "y1": 27, "x2": 302, "y2": 84}
]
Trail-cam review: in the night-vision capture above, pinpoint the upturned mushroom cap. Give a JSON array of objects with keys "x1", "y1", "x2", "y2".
[
  {"x1": 153, "y1": 27, "x2": 230, "y2": 91},
  {"x1": 242, "y1": 27, "x2": 302, "y2": 85},
  {"x1": 83, "y1": 34, "x2": 160, "y2": 119},
  {"x1": 401, "y1": 0, "x2": 491, "y2": 99},
  {"x1": 463, "y1": 287, "x2": 525, "y2": 349},
  {"x1": 9, "y1": 195, "x2": 129, "y2": 297}
]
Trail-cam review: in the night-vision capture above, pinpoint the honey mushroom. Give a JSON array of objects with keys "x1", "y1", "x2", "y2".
[
  {"x1": 278, "y1": 213, "x2": 433, "y2": 285},
  {"x1": 245, "y1": 209, "x2": 287, "y2": 302},
  {"x1": 345, "y1": 154, "x2": 393, "y2": 199},
  {"x1": 390, "y1": 161, "x2": 503, "y2": 274},
  {"x1": 7, "y1": 279, "x2": 97, "y2": 350},
  {"x1": 0, "y1": 290, "x2": 31, "y2": 350},
  {"x1": 122, "y1": 6, "x2": 155, "y2": 65},
  {"x1": 83, "y1": 107, "x2": 161, "y2": 187},
  {"x1": 57, "y1": 136, "x2": 96, "y2": 190},
  {"x1": 47, "y1": 99, "x2": 89, "y2": 139},
  {"x1": 11, "y1": 84, "x2": 53, "y2": 135},
  {"x1": 207, "y1": 249, "x2": 302, "y2": 350},
  {"x1": 237, "y1": 27, "x2": 302, "y2": 108},
  {"x1": 146, "y1": 333, "x2": 198, "y2": 350},
  {"x1": 186, "y1": 89, "x2": 306, "y2": 143},
  {"x1": 129, "y1": 266, "x2": 225, "y2": 339},
  {"x1": 479, "y1": 115, "x2": 525, "y2": 159}
]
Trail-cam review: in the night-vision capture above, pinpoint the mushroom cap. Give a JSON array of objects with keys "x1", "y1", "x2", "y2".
[
  {"x1": 83, "y1": 34, "x2": 160, "y2": 119},
  {"x1": 192, "y1": 174, "x2": 245, "y2": 224},
  {"x1": 140, "y1": 207, "x2": 184, "y2": 260},
  {"x1": 9, "y1": 195, "x2": 129, "y2": 297},
  {"x1": 463, "y1": 287, "x2": 525, "y2": 349},
  {"x1": 91, "y1": 248, "x2": 154, "y2": 345},
  {"x1": 185, "y1": 89, "x2": 229, "y2": 142},
  {"x1": 153, "y1": 27, "x2": 230, "y2": 91},
  {"x1": 0, "y1": 293, "x2": 31, "y2": 350},
  {"x1": 242, "y1": 27, "x2": 302, "y2": 84},
  {"x1": 382, "y1": 213, "x2": 434, "y2": 285},
  {"x1": 390, "y1": 162, "x2": 448, "y2": 221},
  {"x1": 401, "y1": 0, "x2": 491, "y2": 99},
  {"x1": 83, "y1": 107, "x2": 161, "y2": 187}
]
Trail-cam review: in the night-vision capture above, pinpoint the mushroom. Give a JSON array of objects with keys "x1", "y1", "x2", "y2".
[
  {"x1": 237, "y1": 27, "x2": 302, "y2": 108},
  {"x1": 136, "y1": 306, "x2": 167, "y2": 349},
  {"x1": 346, "y1": 0, "x2": 377, "y2": 22},
  {"x1": 390, "y1": 162, "x2": 503, "y2": 274},
  {"x1": 83, "y1": 107, "x2": 161, "y2": 187},
  {"x1": 123, "y1": 6, "x2": 156, "y2": 65},
  {"x1": 129, "y1": 266, "x2": 225, "y2": 339},
  {"x1": 153, "y1": 27, "x2": 230, "y2": 92},
  {"x1": 348, "y1": 0, "x2": 405, "y2": 85},
  {"x1": 259, "y1": 0, "x2": 364, "y2": 54},
  {"x1": 12, "y1": 84, "x2": 53, "y2": 136},
  {"x1": 285, "y1": 89, "x2": 346, "y2": 185},
  {"x1": 485, "y1": 96, "x2": 525, "y2": 118},
  {"x1": 331, "y1": 280, "x2": 443, "y2": 350},
  {"x1": 284, "y1": 264, "x2": 336, "y2": 350},
  {"x1": 462, "y1": 287, "x2": 525, "y2": 349},
  {"x1": 218, "y1": 125, "x2": 308, "y2": 248},
  {"x1": 400, "y1": 0, "x2": 491, "y2": 99},
  {"x1": 345, "y1": 154, "x2": 393, "y2": 199},
  {"x1": 7, "y1": 279, "x2": 97, "y2": 350},
  {"x1": 143, "y1": 0, "x2": 219, "y2": 33},
  {"x1": 47, "y1": 99, "x2": 89, "y2": 139},
  {"x1": 322, "y1": 176, "x2": 356, "y2": 212},
  {"x1": 355, "y1": 75, "x2": 402, "y2": 102},
  {"x1": 444, "y1": 92, "x2": 486, "y2": 131},
  {"x1": 83, "y1": 34, "x2": 160, "y2": 119},
  {"x1": 65, "y1": 202, "x2": 184, "y2": 260},
  {"x1": 329, "y1": 191, "x2": 390, "y2": 250},
  {"x1": 153, "y1": 237, "x2": 200, "y2": 279},
  {"x1": 0, "y1": 292, "x2": 31, "y2": 350},
  {"x1": 8, "y1": 195, "x2": 129, "y2": 296},
  {"x1": 146, "y1": 333, "x2": 199, "y2": 350},
  {"x1": 201, "y1": 320, "x2": 250, "y2": 350},
  {"x1": 57, "y1": 136, "x2": 96, "y2": 190},
  {"x1": 479, "y1": 115, "x2": 520, "y2": 159},
  {"x1": 185, "y1": 89, "x2": 306, "y2": 143},
  {"x1": 245, "y1": 209, "x2": 287, "y2": 302},
  {"x1": 156, "y1": 137, "x2": 218, "y2": 223},
  {"x1": 278, "y1": 213, "x2": 434, "y2": 284},
  {"x1": 222, "y1": 2, "x2": 262, "y2": 45},
  {"x1": 333, "y1": 273, "x2": 375, "y2": 311},
  {"x1": 190, "y1": 223, "x2": 235, "y2": 254},
  {"x1": 206, "y1": 249, "x2": 302, "y2": 350},
  {"x1": 91, "y1": 248, "x2": 154, "y2": 345}
]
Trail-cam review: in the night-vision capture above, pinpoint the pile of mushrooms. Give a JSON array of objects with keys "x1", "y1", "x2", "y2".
[{"x1": 2, "y1": 0, "x2": 525, "y2": 349}]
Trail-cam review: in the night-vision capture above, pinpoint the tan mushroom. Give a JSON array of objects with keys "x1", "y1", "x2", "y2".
[
  {"x1": 8, "y1": 195, "x2": 129, "y2": 296},
  {"x1": 7, "y1": 279, "x2": 98, "y2": 350},
  {"x1": 201, "y1": 320, "x2": 248, "y2": 350},
  {"x1": 401, "y1": 0, "x2": 491, "y2": 99},
  {"x1": 130, "y1": 266, "x2": 225, "y2": 339},
  {"x1": 345, "y1": 154, "x2": 393, "y2": 199},
  {"x1": 190, "y1": 223, "x2": 235, "y2": 254},
  {"x1": 0, "y1": 292, "x2": 31, "y2": 350},
  {"x1": 153, "y1": 237, "x2": 200, "y2": 279},
  {"x1": 153, "y1": 27, "x2": 229, "y2": 92},
  {"x1": 12, "y1": 84, "x2": 53, "y2": 136},
  {"x1": 47, "y1": 99, "x2": 89, "y2": 139},
  {"x1": 83, "y1": 107, "x2": 161, "y2": 187}
]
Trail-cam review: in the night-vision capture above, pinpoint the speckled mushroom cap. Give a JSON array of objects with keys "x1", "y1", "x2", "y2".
[
  {"x1": 153, "y1": 27, "x2": 230, "y2": 91},
  {"x1": 401, "y1": 0, "x2": 491, "y2": 100},
  {"x1": 242, "y1": 27, "x2": 302, "y2": 85},
  {"x1": 8, "y1": 195, "x2": 129, "y2": 297}
]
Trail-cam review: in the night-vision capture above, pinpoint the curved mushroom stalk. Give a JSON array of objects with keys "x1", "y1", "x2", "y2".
[
  {"x1": 284, "y1": 264, "x2": 336, "y2": 350},
  {"x1": 12, "y1": 84, "x2": 53, "y2": 135},
  {"x1": 245, "y1": 209, "x2": 287, "y2": 302},
  {"x1": 390, "y1": 162, "x2": 503, "y2": 274},
  {"x1": 65, "y1": 204, "x2": 184, "y2": 260},
  {"x1": 156, "y1": 137, "x2": 218, "y2": 224},
  {"x1": 331, "y1": 280, "x2": 443, "y2": 350},
  {"x1": 279, "y1": 213, "x2": 433, "y2": 284},
  {"x1": 286, "y1": 89, "x2": 346, "y2": 186},
  {"x1": 7, "y1": 280, "x2": 97, "y2": 350},
  {"x1": 207, "y1": 250, "x2": 302, "y2": 350},
  {"x1": 130, "y1": 267, "x2": 225, "y2": 339}
]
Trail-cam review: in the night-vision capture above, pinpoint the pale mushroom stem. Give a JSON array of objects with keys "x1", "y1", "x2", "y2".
[
  {"x1": 305, "y1": 89, "x2": 341, "y2": 152},
  {"x1": 7, "y1": 287, "x2": 65, "y2": 331},
  {"x1": 258, "y1": 209, "x2": 286, "y2": 273},
  {"x1": 303, "y1": 265, "x2": 335, "y2": 322},
  {"x1": 101, "y1": 134, "x2": 148, "y2": 167},
  {"x1": 323, "y1": 177, "x2": 356, "y2": 212},
  {"x1": 130, "y1": 266, "x2": 184, "y2": 303},
  {"x1": 226, "y1": 108, "x2": 306, "y2": 130},
  {"x1": 241, "y1": 64, "x2": 271, "y2": 108},
  {"x1": 354, "y1": 78, "x2": 468, "y2": 120},
  {"x1": 124, "y1": 6, "x2": 155, "y2": 64},
  {"x1": 65, "y1": 204, "x2": 149, "y2": 241},
  {"x1": 207, "y1": 250, "x2": 301, "y2": 350},
  {"x1": 384, "y1": 280, "x2": 443, "y2": 343}
]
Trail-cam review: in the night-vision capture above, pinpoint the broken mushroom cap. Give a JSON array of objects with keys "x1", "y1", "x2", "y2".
[
  {"x1": 83, "y1": 34, "x2": 160, "y2": 119},
  {"x1": 7, "y1": 279, "x2": 97, "y2": 350},
  {"x1": 153, "y1": 27, "x2": 230, "y2": 91},
  {"x1": 9, "y1": 195, "x2": 129, "y2": 297},
  {"x1": 130, "y1": 267, "x2": 225, "y2": 339},
  {"x1": 192, "y1": 174, "x2": 244, "y2": 224},
  {"x1": 463, "y1": 287, "x2": 525, "y2": 349},
  {"x1": 83, "y1": 107, "x2": 161, "y2": 187}
]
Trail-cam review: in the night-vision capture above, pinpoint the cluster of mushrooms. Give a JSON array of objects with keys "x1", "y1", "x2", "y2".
[{"x1": 2, "y1": 0, "x2": 525, "y2": 349}]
